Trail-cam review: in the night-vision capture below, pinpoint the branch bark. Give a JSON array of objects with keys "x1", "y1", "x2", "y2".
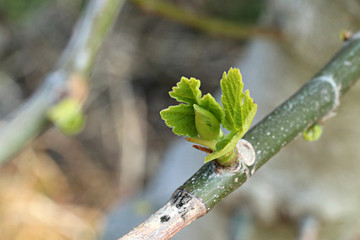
[
  {"x1": 120, "y1": 31, "x2": 360, "y2": 239},
  {"x1": 0, "y1": 0, "x2": 125, "y2": 163}
]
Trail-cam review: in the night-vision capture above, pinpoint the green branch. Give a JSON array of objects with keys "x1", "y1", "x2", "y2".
[
  {"x1": 131, "y1": 0, "x2": 282, "y2": 40},
  {"x1": 120, "y1": 32, "x2": 360, "y2": 239},
  {"x1": 0, "y1": 0, "x2": 125, "y2": 163}
]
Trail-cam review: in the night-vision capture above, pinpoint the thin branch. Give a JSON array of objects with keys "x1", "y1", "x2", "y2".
[
  {"x1": 57, "y1": 0, "x2": 125, "y2": 75},
  {"x1": 120, "y1": 31, "x2": 360, "y2": 239},
  {"x1": 120, "y1": 189, "x2": 207, "y2": 240},
  {"x1": 131, "y1": 0, "x2": 282, "y2": 40},
  {"x1": 297, "y1": 216, "x2": 319, "y2": 240},
  {"x1": 0, "y1": 0, "x2": 125, "y2": 163}
]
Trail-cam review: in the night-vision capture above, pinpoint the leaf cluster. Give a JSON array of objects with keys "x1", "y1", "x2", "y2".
[{"x1": 160, "y1": 68, "x2": 257, "y2": 164}]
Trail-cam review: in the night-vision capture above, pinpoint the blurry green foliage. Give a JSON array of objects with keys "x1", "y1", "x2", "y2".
[
  {"x1": 0, "y1": 0, "x2": 50, "y2": 21},
  {"x1": 205, "y1": 0, "x2": 265, "y2": 23}
]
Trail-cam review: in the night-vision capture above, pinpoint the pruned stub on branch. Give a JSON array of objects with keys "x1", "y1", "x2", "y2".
[{"x1": 119, "y1": 189, "x2": 206, "y2": 240}]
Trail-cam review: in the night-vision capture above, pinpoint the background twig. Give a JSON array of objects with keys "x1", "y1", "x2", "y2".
[
  {"x1": 0, "y1": 0, "x2": 125, "y2": 163},
  {"x1": 131, "y1": 0, "x2": 282, "y2": 40}
]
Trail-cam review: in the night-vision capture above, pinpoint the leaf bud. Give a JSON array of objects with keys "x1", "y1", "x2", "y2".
[
  {"x1": 48, "y1": 98, "x2": 86, "y2": 135},
  {"x1": 194, "y1": 104, "x2": 220, "y2": 140},
  {"x1": 303, "y1": 124, "x2": 322, "y2": 142}
]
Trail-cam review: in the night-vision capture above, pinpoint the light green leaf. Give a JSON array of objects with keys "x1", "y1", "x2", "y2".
[
  {"x1": 220, "y1": 68, "x2": 244, "y2": 131},
  {"x1": 194, "y1": 104, "x2": 221, "y2": 140},
  {"x1": 220, "y1": 68, "x2": 257, "y2": 134},
  {"x1": 198, "y1": 93, "x2": 224, "y2": 123},
  {"x1": 169, "y1": 77, "x2": 202, "y2": 105},
  {"x1": 160, "y1": 104, "x2": 197, "y2": 137}
]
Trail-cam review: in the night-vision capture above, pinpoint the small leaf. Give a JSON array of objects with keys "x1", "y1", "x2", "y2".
[
  {"x1": 194, "y1": 104, "x2": 220, "y2": 140},
  {"x1": 220, "y1": 68, "x2": 257, "y2": 134},
  {"x1": 221, "y1": 68, "x2": 244, "y2": 131},
  {"x1": 48, "y1": 98, "x2": 86, "y2": 135},
  {"x1": 169, "y1": 77, "x2": 202, "y2": 105},
  {"x1": 198, "y1": 93, "x2": 224, "y2": 123},
  {"x1": 160, "y1": 104, "x2": 197, "y2": 137}
]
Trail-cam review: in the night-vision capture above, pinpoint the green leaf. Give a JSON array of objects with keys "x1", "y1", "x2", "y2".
[
  {"x1": 169, "y1": 77, "x2": 202, "y2": 105},
  {"x1": 160, "y1": 104, "x2": 197, "y2": 137},
  {"x1": 220, "y1": 68, "x2": 244, "y2": 131},
  {"x1": 48, "y1": 98, "x2": 86, "y2": 135},
  {"x1": 198, "y1": 93, "x2": 224, "y2": 123},
  {"x1": 220, "y1": 68, "x2": 257, "y2": 133},
  {"x1": 194, "y1": 104, "x2": 221, "y2": 140}
]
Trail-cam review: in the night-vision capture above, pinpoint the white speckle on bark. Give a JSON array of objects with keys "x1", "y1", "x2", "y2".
[{"x1": 344, "y1": 60, "x2": 352, "y2": 66}]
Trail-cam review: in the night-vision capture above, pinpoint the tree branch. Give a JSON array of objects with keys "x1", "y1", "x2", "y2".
[
  {"x1": 120, "y1": 31, "x2": 360, "y2": 239},
  {"x1": 0, "y1": 0, "x2": 125, "y2": 163},
  {"x1": 131, "y1": 0, "x2": 282, "y2": 40}
]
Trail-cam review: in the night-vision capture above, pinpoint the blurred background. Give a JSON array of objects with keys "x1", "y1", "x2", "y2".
[{"x1": 0, "y1": 0, "x2": 360, "y2": 239}]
